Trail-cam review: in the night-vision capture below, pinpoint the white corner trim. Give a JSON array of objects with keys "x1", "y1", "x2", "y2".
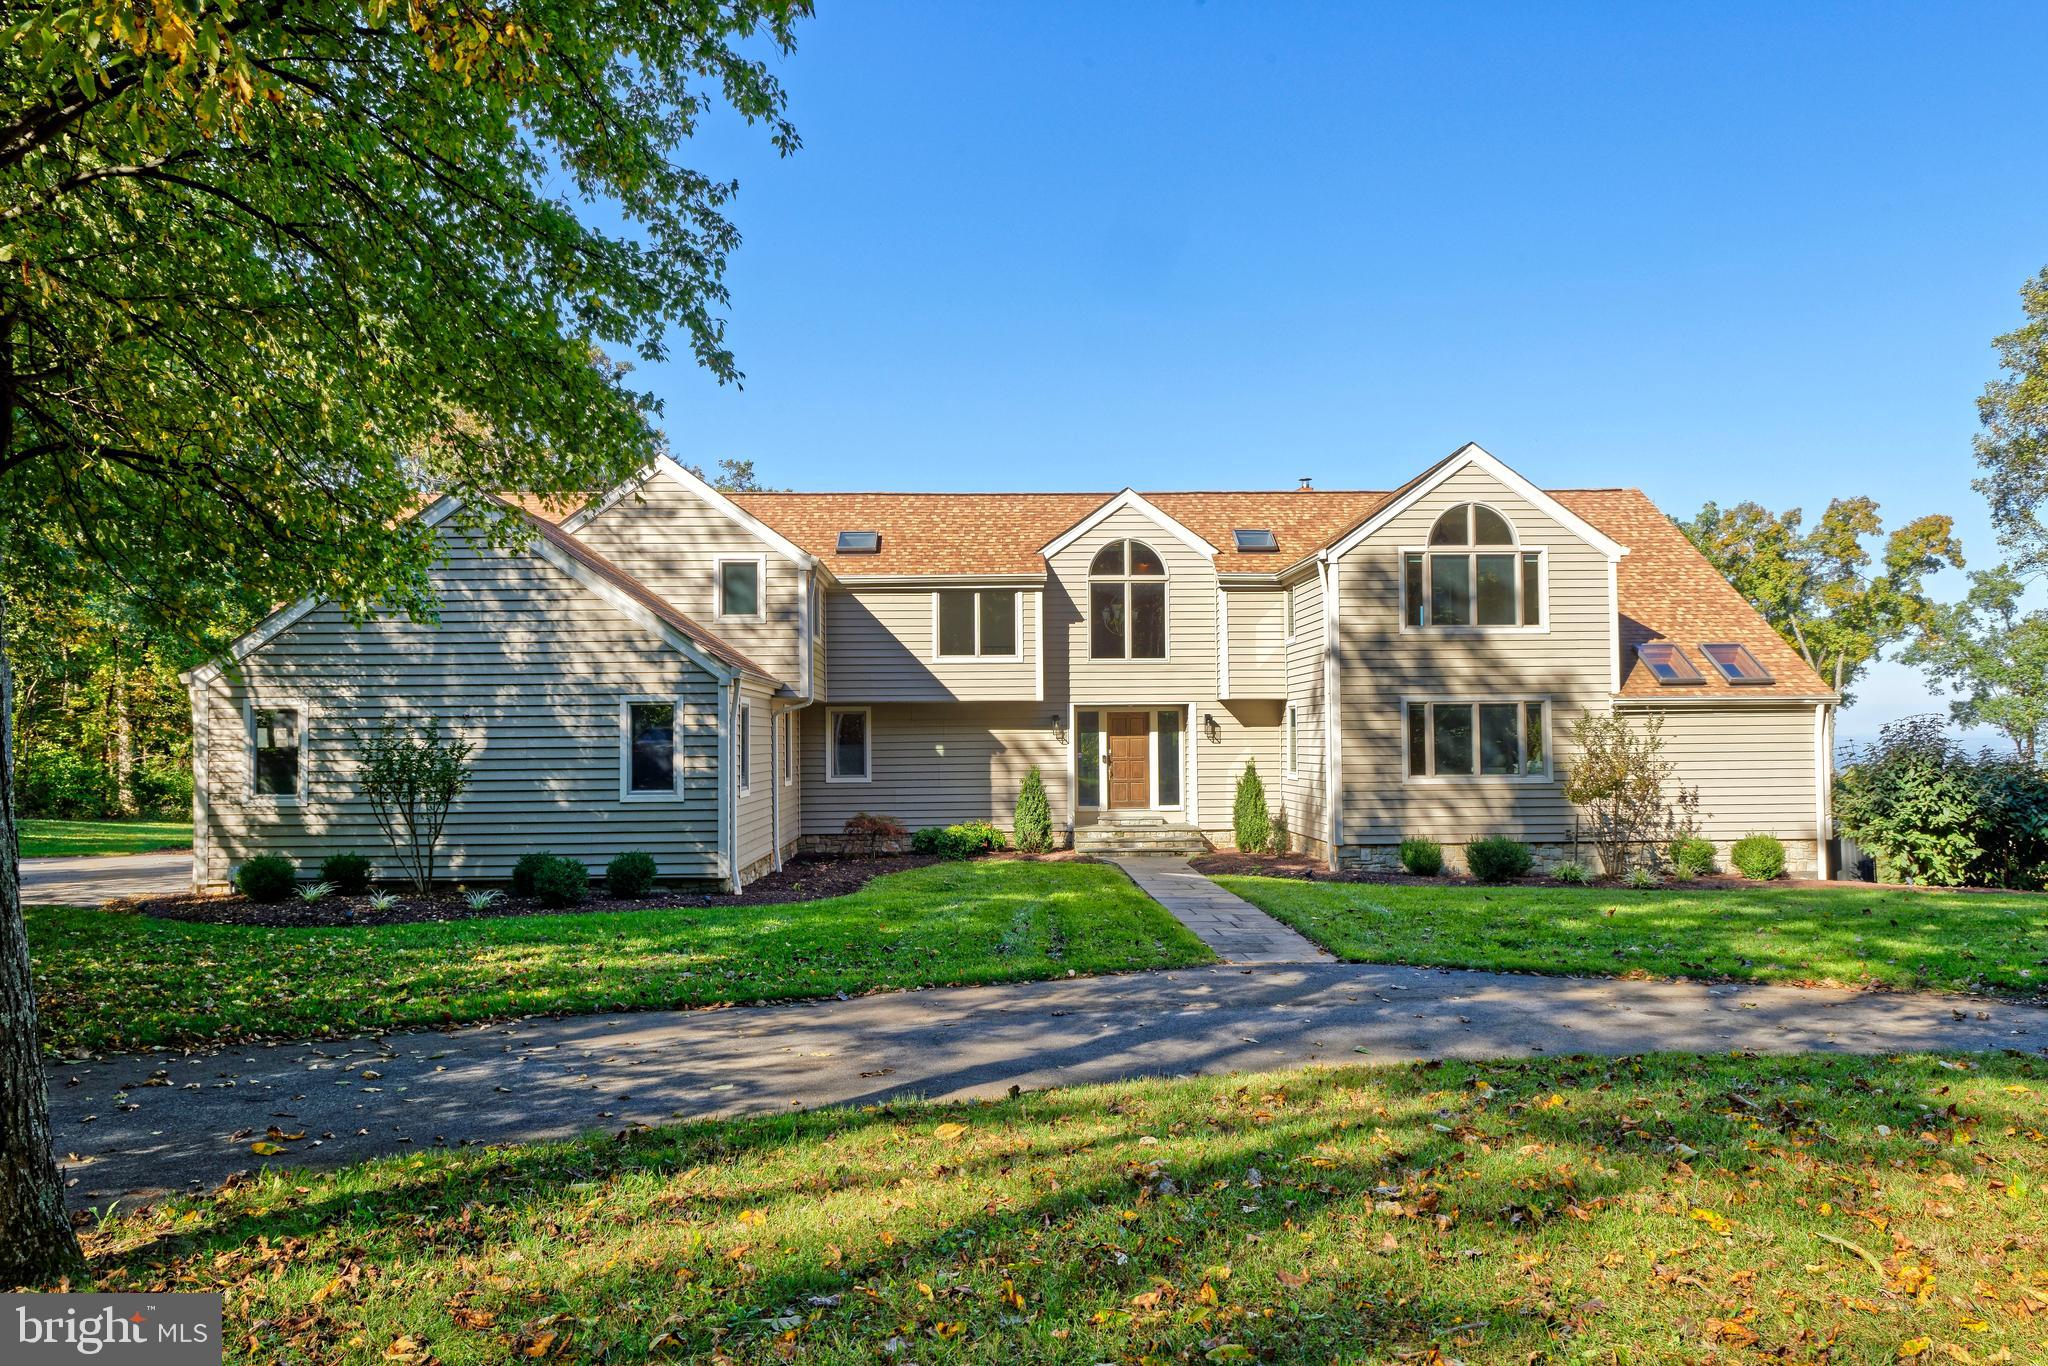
[
  {"x1": 1039, "y1": 488, "x2": 1219, "y2": 560},
  {"x1": 1034, "y1": 590, "x2": 1046, "y2": 702},
  {"x1": 652, "y1": 455, "x2": 816, "y2": 568},
  {"x1": 1322, "y1": 554, "x2": 1343, "y2": 850},
  {"x1": 1814, "y1": 701, "x2": 1832, "y2": 880},
  {"x1": 1327, "y1": 443, "x2": 1628, "y2": 563},
  {"x1": 1216, "y1": 585, "x2": 1231, "y2": 700},
  {"x1": 1607, "y1": 556, "x2": 1622, "y2": 694},
  {"x1": 188, "y1": 680, "x2": 210, "y2": 891},
  {"x1": 721, "y1": 679, "x2": 738, "y2": 891}
]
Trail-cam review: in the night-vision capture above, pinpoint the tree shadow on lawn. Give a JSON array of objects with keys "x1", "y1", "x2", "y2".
[{"x1": 88, "y1": 1051, "x2": 2048, "y2": 1362}]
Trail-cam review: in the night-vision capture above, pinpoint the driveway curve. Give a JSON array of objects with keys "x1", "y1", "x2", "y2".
[{"x1": 49, "y1": 961, "x2": 2046, "y2": 1209}]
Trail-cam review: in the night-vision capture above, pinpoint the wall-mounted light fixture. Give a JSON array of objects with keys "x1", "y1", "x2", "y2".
[
  {"x1": 1202, "y1": 712, "x2": 1221, "y2": 743},
  {"x1": 1051, "y1": 713, "x2": 1066, "y2": 744}
]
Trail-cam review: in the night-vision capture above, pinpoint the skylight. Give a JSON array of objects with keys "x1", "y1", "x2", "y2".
[
  {"x1": 836, "y1": 531, "x2": 881, "y2": 555},
  {"x1": 1635, "y1": 642, "x2": 1703, "y2": 685},
  {"x1": 1233, "y1": 529, "x2": 1278, "y2": 552},
  {"x1": 1701, "y1": 642, "x2": 1772, "y2": 684}
]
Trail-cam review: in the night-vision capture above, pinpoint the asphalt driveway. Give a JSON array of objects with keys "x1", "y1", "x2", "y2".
[
  {"x1": 21, "y1": 851, "x2": 190, "y2": 906},
  {"x1": 49, "y1": 960, "x2": 2045, "y2": 1209}
]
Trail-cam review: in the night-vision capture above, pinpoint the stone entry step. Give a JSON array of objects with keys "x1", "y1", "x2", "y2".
[{"x1": 1075, "y1": 824, "x2": 1211, "y2": 855}]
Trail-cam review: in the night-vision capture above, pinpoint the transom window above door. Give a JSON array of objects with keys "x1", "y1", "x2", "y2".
[
  {"x1": 1402, "y1": 503, "x2": 1543, "y2": 629},
  {"x1": 1089, "y1": 539, "x2": 1167, "y2": 659}
]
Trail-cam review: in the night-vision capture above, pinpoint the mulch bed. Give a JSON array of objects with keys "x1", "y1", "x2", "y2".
[
  {"x1": 1187, "y1": 851, "x2": 1983, "y2": 894},
  {"x1": 132, "y1": 854, "x2": 946, "y2": 928}
]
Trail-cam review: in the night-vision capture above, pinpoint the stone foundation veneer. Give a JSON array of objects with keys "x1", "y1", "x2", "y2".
[{"x1": 1338, "y1": 837, "x2": 1822, "y2": 880}]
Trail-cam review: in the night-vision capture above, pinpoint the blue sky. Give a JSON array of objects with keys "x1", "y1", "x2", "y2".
[{"x1": 623, "y1": 3, "x2": 2048, "y2": 743}]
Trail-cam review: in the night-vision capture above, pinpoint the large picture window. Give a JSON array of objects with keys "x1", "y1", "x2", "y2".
[
  {"x1": 623, "y1": 700, "x2": 678, "y2": 798},
  {"x1": 250, "y1": 705, "x2": 302, "y2": 799},
  {"x1": 935, "y1": 589, "x2": 1019, "y2": 658},
  {"x1": 1405, "y1": 699, "x2": 1548, "y2": 779},
  {"x1": 1089, "y1": 539, "x2": 1167, "y2": 659},
  {"x1": 1402, "y1": 504, "x2": 1542, "y2": 629}
]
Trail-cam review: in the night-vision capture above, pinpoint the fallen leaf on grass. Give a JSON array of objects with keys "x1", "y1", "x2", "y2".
[{"x1": 933, "y1": 1122, "x2": 967, "y2": 1141}]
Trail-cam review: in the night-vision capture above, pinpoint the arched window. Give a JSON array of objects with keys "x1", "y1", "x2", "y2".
[
  {"x1": 1404, "y1": 503, "x2": 1543, "y2": 627},
  {"x1": 1089, "y1": 539, "x2": 1167, "y2": 658}
]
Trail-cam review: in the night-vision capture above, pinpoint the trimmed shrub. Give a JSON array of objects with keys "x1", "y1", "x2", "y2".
[
  {"x1": 1552, "y1": 859, "x2": 1593, "y2": 885},
  {"x1": 1014, "y1": 766, "x2": 1054, "y2": 853},
  {"x1": 1232, "y1": 761, "x2": 1272, "y2": 854},
  {"x1": 1731, "y1": 833, "x2": 1787, "y2": 881},
  {"x1": 843, "y1": 812, "x2": 908, "y2": 858},
  {"x1": 1268, "y1": 806, "x2": 1291, "y2": 855},
  {"x1": 511, "y1": 852, "x2": 558, "y2": 897},
  {"x1": 606, "y1": 850, "x2": 659, "y2": 898},
  {"x1": 1399, "y1": 838, "x2": 1444, "y2": 877},
  {"x1": 911, "y1": 821, "x2": 1007, "y2": 860},
  {"x1": 1465, "y1": 836, "x2": 1534, "y2": 883},
  {"x1": 1668, "y1": 836, "x2": 1717, "y2": 880},
  {"x1": 234, "y1": 855, "x2": 297, "y2": 903},
  {"x1": 320, "y1": 853, "x2": 374, "y2": 896},
  {"x1": 530, "y1": 855, "x2": 589, "y2": 908}
]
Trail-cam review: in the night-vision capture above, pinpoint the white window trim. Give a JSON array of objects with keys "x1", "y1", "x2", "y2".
[
  {"x1": 930, "y1": 588, "x2": 1025, "y2": 662},
  {"x1": 1399, "y1": 696, "x2": 1554, "y2": 785},
  {"x1": 619, "y1": 696, "x2": 686, "y2": 802},
  {"x1": 781, "y1": 711, "x2": 796, "y2": 785},
  {"x1": 1282, "y1": 585, "x2": 1298, "y2": 645},
  {"x1": 243, "y1": 696, "x2": 309, "y2": 805},
  {"x1": 737, "y1": 702, "x2": 753, "y2": 795},
  {"x1": 714, "y1": 555, "x2": 768, "y2": 623},
  {"x1": 1396, "y1": 544, "x2": 1550, "y2": 636},
  {"x1": 1086, "y1": 540, "x2": 1173, "y2": 662},
  {"x1": 1285, "y1": 705, "x2": 1301, "y2": 778},
  {"x1": 1075, "y1": 705, "x2": 1187, "y2": 812},
  {"x1": 824, "y1": 706, "x2": 873, "y2": 784}
]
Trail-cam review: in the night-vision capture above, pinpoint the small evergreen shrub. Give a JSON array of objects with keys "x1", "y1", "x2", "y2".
[
  {"x1": 530, "y1": 855, "x2": 589, "y2": 908},
  {"x1": 1731, "y1": 833, "x2": 1787, "y2": 881},
  {"x1": 1465, "y1": 836, "x2": 1534, "y2": 883},
  {"x1": 320, "y1": 853, "x2": 374, "y2": 896},
  {"x1": 511, "y1": 852, "x2": 558, "y2": 896},
  {"x1": 1014, "y1": 766, "x2": 1054, "y2": 853},
  {"x1": 1399, "y1": 838, "x2": 1444, "y2": 877},
  {"x1": 911, "y1": 821, "x2": 1008, "y2": 860},
  {"x1": 606, "y1": 850, "x2": 659, "y2": 897},
  {"x1": 234, "y1": 854, "x2": 297, "y2": 903},
  {"x1": 1668, "y1": 836, "x2": 1717, "y2": 880},
  {"x1": 1232, "y1": 761, "x2": 1272, "y2": 853},
  {"x1": 1268, "y1": 806, "x2": 1291, "y2": 855},
  {"x1": 1552, "y1": 859, "x2": 1592, "y2": 885}
]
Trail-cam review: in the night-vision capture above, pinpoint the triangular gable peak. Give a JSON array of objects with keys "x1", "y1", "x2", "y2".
[
  {"x1": 1039, "y1": 488, "x2": 1220, "y2": 561},
  {"x1": 1325, "y1": 443, "x2": 1628, "y2": 562},
  {"x1": 563, "y1": 455, "x2": 817, "y2": 570}
]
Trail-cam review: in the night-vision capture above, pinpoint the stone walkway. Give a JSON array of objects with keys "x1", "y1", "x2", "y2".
[{"x1": 1110, "y1": 855, "x2": 1330, "y2": 962}]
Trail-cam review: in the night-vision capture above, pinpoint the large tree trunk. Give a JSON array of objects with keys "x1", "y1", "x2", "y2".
[{"x1": 0, "y1": 591, "x2": 86, "y2": 1285}]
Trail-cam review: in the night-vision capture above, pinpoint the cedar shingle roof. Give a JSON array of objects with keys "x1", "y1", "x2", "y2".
[
  {"x1": 1552, "y1": 489, "x2": 1830, "y2": 697},
  {"x1": 725, "y1": 490, "x2": 1393, "y2": 575}
]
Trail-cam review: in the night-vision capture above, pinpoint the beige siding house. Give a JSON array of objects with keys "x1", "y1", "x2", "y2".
[{"x1": 188, "y1": 445, "x2": 1838, "y2": 889}]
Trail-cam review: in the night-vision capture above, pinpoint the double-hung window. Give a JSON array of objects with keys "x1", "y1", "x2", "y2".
[
  {"x1": 716, "y1": 557, "x2": 763, "y2": 621},
  {"x1": 1402, "y1": 504, "x2": 1542, "y2": 629},
  {"x1": 249, "y1": 704, "x2": 303, "y2": 800},
  {"x1": 1089, "y1": 540, "x2": 1167, "y2": 659},
  {"x1": 935, "y1": 589, "x2": 1019, "y2": 658},
  {"x1": 781, "y1": 713, "x2": 795, "y2": 784},
  {"x1": 826, "y1": 707, "x2": 870, "y2": 783},
  {"x1": 1405, "y1": 699, "x2": 1548, "y2": 779},
  {"x1": 737, "y1": 703, "x2": 752, "y2": 793},
  {"x1": 623, "y1": 700, "x2": 679, "y2": 798}
]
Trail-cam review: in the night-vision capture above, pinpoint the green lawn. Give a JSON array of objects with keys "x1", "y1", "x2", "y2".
[
  {"x1": 82, "y1": 1052, "x2": 2048, "y2": 1362},
  {"x1": 26, "y1": 861, "x2": 1212, "y2": 1054},
  {"x1": 19, "y1": 817, "x2": 191, "y2": 858},
  {"x1": 1215, "y1": 877, "x2": 2048, "y2": 996}
]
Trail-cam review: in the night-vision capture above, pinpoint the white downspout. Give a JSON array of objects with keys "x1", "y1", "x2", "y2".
[{"x1": 1814, "y1": 701, "x2": 1832, "y2": 881}]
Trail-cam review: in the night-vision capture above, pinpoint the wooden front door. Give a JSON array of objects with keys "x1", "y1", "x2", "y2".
[{"x1": 1107, "y1": 711, "x2": 1150, "y2": 809}]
